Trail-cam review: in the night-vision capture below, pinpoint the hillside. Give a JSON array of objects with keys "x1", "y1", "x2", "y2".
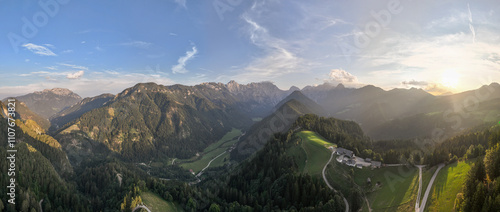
[
  {"x1": 2, "y1": 99, "x2": 51, "y2": 130},
  {"x1": 50, "y1": 93, "x2": 115, "y2": 131},
  {"x1": 274, "y1": 90, "x2": 327, "y2": 116},
  {"x1": 56, "y1": 82, "x2": 252, "y2": 161},
  {"x1": 368, "y1": 97, "x2": 500, "y2": 140},
  {"x1": 231, "y1": 97, "x2": 323, "y2": 160},
  {"x1": 301, "y1": 82, "x2": 500, "y2": 141}
]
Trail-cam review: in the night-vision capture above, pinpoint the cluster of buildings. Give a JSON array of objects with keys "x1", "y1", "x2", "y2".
[{"x1": 334, "y1": 147, "x2": 382, "y2": 169}]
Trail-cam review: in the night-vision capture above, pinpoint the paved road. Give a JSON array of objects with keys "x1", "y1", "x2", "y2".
[
  {"x1": 196, "y1": 150, "x2": 227, "y2": 177},
  {"x1": 418, "y1": 164, "x2": 444, "y2": 212},
  {"x1": 39, "y1": 199, "x2": 43, "y2": 212},
  {"x1": 414, "y1": 165, "x2": 425, "y2": 211},
  {"x1": 132, "y1": 204, "x2": 152, "y2": 212},
  {"x1": 322, "y1": 151, "x2": 349, "y2": 212}
]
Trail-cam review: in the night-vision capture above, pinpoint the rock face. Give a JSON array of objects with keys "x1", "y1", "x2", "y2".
[
  {"x1": 225, "y1": 80, "x2": 292, "y2": 117},
  {"x1": 14, "y1": 88, "x2": 82, "y2": 118}
]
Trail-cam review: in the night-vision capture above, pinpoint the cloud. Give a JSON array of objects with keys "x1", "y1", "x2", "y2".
[
  {"x1": 424, "y1": 83, "x2": 453, "y2": 96},
  {"x1": 46, "y1": 66, "x2": 58, "y2": 70},
  {"x1": 169, "y1": 33, "x2": 177, "y2": 36},
  {"x1": 119, "y1": 41, "x2": 152, "y2": 48},
  {"x1": 44, "y1": 44, "x2": 55, "y2": 49},
  {"x1": 61, "y1": 50, "x2": 73, "y2": 54},
  {"x1": 467, "y1": 3, "x2": 476, "y2": 43},
  {"x1": 22, "y1": 43, "x2": 57, "y2": 56},
  {"x1": 172, "y1": 46, "x2": 198, "y2": 74},
  {"x1": 58, "y1": 63, "x2": 88, "y2": 70},
  {"x1": 328, "y1": 69, "x2": 358, "y2": 84},
  {"x1": 235, "y1": 15, "x2": 305, "y2": 80},
  {"x1": 66, "y1": 71, "x2": 85, "y2": 79},
  {"x1": 0, "y1": 72, "x2": 174, "y2": 99},
  {"x1": 174, "y1": 0, "x2": 186, "y2": 8},
  {"x1": 402, "y1": 80, "x2": 429, "y2": 87}
]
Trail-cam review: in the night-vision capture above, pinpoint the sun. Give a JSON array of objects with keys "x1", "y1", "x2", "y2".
[{"x1": 441, "y1": 70, "x2": 460, "y2": 88}]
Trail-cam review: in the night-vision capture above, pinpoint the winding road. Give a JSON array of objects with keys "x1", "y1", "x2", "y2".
[
  {"x1": 322, "y1": 151, "x2": 350, "y2": 212},
  {"x1": 39, "y1": 199, "x2": 43, "y2": 212}
]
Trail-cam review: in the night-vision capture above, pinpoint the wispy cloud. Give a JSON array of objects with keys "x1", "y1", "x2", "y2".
[
  {"x1": 467, "y1": 3, "x2": 476, "y2": 43},
  {"x1": 58, "y1": 63, "x2": 88, "y2": 70},
  {"x1": 22, "y1": 43, "x2": 57, "y2": 56},
  {"x1": 237, "y1": 15, "x2": 305, "y2": 80},
  {"x1": 402, "y1": 80, "x2": 428, "y2": 87},
  {"x1": 43, "y1": 44, "x2": 55, "y2": 49},
  {"x1": 174, "y1": 0, "x2": 186, "y2": 8},
  {"x1": 119, "y1": 41, "x2": 152, "y2": 48},
  {"x1": 172, "y1": 45, "x2": 198, "y2": 74},
  {"x1": 1, "y1": 72, "x2": 174, "y2": 99},
  {"x1": 46, "y1": 66, "x2": 58, "y2": 70}
]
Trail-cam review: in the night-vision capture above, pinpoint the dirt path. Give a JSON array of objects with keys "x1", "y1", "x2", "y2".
[
  {"x1": 322, "y1": 151, "x2": 349, "y2": 212},
  {"x1": 418, "y1": 164, "x2": 444, "y2": 212}
]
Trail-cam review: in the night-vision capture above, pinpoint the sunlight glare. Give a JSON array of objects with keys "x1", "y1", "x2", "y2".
[{"x1": 441, "y1": 70, "x2": 460, "y2": 88}]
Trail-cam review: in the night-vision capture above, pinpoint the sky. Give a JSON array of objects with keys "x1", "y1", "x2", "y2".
[{"x1": 1, "y1": 0, "x2": 500, "y2": 98}]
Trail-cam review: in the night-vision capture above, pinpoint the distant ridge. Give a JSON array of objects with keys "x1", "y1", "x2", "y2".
[{"x1": 12, "y1": 88, "x2": 82, "y2": 119}]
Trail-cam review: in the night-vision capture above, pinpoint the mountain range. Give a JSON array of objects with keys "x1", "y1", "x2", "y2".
[
  {"x1": 7, "y1": 81, "x2": 500, "y2": 162},
  {"x1": 2, "y1": 80, "x2": 500, "y2": 211}
]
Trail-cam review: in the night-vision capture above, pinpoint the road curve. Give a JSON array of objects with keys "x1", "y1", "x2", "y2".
[
  {"x1": 419, "y1": 164, "x2": 444, "y2": 212},
  {"x1": 39, "y1": 199, "x2": 43, "y2": 212},
  {"x1": 322, "y1": 151, "x2": 349, "y2": 212},
  {"x1": 132, "y1": 204, "x2": 152, "y2": 212}
]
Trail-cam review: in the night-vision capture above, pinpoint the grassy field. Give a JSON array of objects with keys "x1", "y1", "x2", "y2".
[
  {"x1": 180, "y1": 128, "x2": 241, "y2": 172},
  {"x1": 420, "y1": 165, "x2": 437, "y2": 201},
  {"x1": 292, "y1": 130, "x2": 420, "y2": 211},
  {"x1": 286, "y1": 144, "x2": 307, "y2": 172},
  {"x1": 296, "y1": 131, "x2": 335, "y2": 176},
  {"x1": 352, "y1": 166, "x2": 419, "y2": 212},
  {"x1": 252, "y1": 117, "x2": 263, "y2": 122},
  {"x1": 324, "y1": 159, "x2": 353, "y2": 195},
  {"x1": 141, "y1": 192, "x2": 183, "y2": 212},
  {"x1": 426, "y1": 160, "x2": 474, "y2": 212}
]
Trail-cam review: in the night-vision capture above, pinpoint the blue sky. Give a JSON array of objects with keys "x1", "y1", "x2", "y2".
[{"x1": 1, "y1": 0, "x2": 500, "y2": 98}]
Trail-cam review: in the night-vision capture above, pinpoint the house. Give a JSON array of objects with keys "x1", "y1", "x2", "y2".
[
  {"x1": 335, "y1": 147, "x2": 354, "y2": 158},
  {"x1": 371, "y1": 161, "x2": 382, "y2": 168},
  {"x1": 346, "y1": 159, "x2": 356, "y2": 167},
  {"x1": 365, "y1": 158, "x2": 372, "y2": 162}
]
